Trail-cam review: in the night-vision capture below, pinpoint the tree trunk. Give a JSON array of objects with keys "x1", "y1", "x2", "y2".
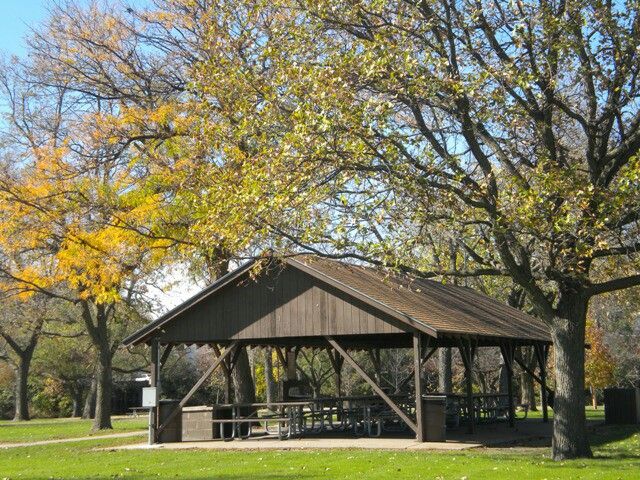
[
  {"x1": 590, "y1": 386, "x2": 598, "y2": 409},
  {"x1": 264, "y1": 347, "x2": 277, "y2": 403},
  {"x1": 438, "y1": 347, "x2": 452, "y2": 393},
  {"x1": 520, "y1": 369, "x2": 537, "y2": 410},
  {"x1": 93, "y1": 340, "x2": 113, "y2": 430},
  {"x1": 519, "y1": 347, "x2": 537, "y2": 411},
  {"x1": 82, "y1": 375, "x2": 97, "y2": 419},
  {"x1": 499, "y1": 362, "x2": 509, "y2": 394},
  {"x1": 3, "y1": 321, "x2": 41, "y2": 422},
  {"x1": 12, "y1": 352, "x2": 33, "y2": 421},
  {"x1": 232, "y1": 347, "x2": 256, "y2": 403},
  {"x1": 551, "y1": 295, "x2": 592, "y2": 460},
  {"x1": 71, "y1": 391, "x2": 83, "y2": 418},
  {"x1": 80, "y1": 301, "x2": 114, "y2": 430}
]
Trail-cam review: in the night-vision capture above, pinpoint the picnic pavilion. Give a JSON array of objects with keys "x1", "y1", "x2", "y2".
[{"x1": 123, "y1": 255, "x2": 553, "y2": 444}]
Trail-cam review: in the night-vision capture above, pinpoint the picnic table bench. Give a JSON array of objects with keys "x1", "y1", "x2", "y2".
[{"x1": 128, "y1": 406, "x2": 150, "y2": 417}]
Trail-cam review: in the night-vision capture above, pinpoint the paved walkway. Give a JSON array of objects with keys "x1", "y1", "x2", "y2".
[{"x1": 0, "y1": 430, "x2": 146, "y2": 449}]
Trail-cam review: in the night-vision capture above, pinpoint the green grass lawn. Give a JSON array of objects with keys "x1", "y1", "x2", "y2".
[
  {"x1": 525, "y1": 406, "x2": 605, "y2": 421},
  {"x1": 0, "y1": 416, "x2": 147, "y2": 443},
  {"x1": 0, "y1": 412, "x2": 637, "y2": 479}
]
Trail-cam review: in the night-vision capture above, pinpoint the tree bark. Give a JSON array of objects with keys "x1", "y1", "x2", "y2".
[
  {"x1": 499, "y1": 362, "x2": 509, "y2": 395},
  {"x1": 264, "y1": 347, "x2": 277, "y2": 403},
  {"x1": 71, "y1": 385, "x2": 83, "y2": 418},
  {"x1": 2, "y1": 319, "x2": 42, "y2": 422},
  {"x1": 438, "y1": 347, "x2": 452, "y2": 393},
  {"x1": 519, "y1": 347, "x2": 538, "y2": 411},
  {"x1": 93, "y1": 342, "x2": 113, "y2": 430},
  {"x1": 82, "y1": 375, "x2": 97, "y2": 419},
  {"x1": 12, "y1": 352, "x2": 33, "y2": 421},
  {"x1": 551, "y1": 295, "x2": 592, "y2": 460},
  {"x1": 80, "y1": 301, "x2": 114, "y2": 430},
  {"x1": 232, "y1": 347, "x2": 256, "y2": 403}
]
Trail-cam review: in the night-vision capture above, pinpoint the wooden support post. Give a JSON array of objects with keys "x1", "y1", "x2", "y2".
[
  {"x1": 414, "y1": 332, "x2": 426, "y2": 442},
  {"x1": 149, "y1": 341, "x2": 160, "y2": 444},
  {"x1": 327, "y1": 336, "x2": 417, "y2": 433},
  {"x1": 500, "y1": 342, "x2": 516, "y2": 428},
  {"x1": 534, "y1": 343, "x2": 550, "y2": 423},
  {"x1": 458, "y1": 339, "x2": 477, "y2": 434},
  {"x1": 157, "y1": 341, "x2": 239, "y2": 436}
]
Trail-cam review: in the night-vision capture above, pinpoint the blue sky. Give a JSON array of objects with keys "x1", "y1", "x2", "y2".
[{"x1": 0, "y1": 0, "x2": 51, "y2": 57}]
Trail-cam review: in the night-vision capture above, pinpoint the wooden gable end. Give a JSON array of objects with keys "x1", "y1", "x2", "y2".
[{"x1": 155, "y1": 265, "x2": 408, "y2": 343}]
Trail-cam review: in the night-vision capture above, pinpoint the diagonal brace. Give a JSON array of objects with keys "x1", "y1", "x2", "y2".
[
  {"x1": 156, "y1": 341, "x2": 239, "y2": 437},
  {"x1": 326, "y1": 336, "x2": 417, "y2": 433}
]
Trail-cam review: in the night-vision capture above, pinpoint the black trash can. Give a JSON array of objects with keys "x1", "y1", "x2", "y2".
[
  {"x1": 604, "y1": 388, "x2": 640, "y2": 424},
  {"x1": 158, "y1": 399, "x2": 182, "y2": 443},
  {"x1": 422, "y1": 395, "x2": 446, "y2": 442}
]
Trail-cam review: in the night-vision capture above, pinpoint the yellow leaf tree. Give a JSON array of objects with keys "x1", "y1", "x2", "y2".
[{"x1": 585, "y1": 320, "x2": 616, "y2": 409}]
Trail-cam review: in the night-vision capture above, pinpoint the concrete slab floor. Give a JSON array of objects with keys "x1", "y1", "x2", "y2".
[
  {"x1": 110, "y1": 436, "x2": 480, "y2": 451},
  {"x1": 105, "y1": 419, "x2": 567, "y2": 452}
]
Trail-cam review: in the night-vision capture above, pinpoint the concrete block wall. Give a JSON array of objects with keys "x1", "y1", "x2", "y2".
[{"x1": 181, "y1": 407, "x2": 215, "y2": 441}]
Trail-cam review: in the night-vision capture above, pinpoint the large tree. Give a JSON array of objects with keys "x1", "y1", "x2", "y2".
[
  {"x1": 179, "y1": 0, "x2": 640, "y2": 460},
  {"x1": 0, "y1": 58, "x2": 164, "y2": 430},
  {"x1": 0, "y1": 296, "x2": 49, "y2": 420},
  {"x1": 16, "y1": 0, "x2": 266, "y2": 410}
]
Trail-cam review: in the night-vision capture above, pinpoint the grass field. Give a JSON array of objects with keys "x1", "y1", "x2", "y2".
[
  {"x1": 525, "y1": 406, "x2": 605, "y2": 421},
  {"x1": 0, "y1": 416, "x2": 148, "y2": 443},
  {"x1": 0, "y1": 410, "x2": 638, "y2": 479}
]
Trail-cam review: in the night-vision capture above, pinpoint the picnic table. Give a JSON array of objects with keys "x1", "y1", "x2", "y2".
[
  {"x1": 307, "y1": 395, "x2": 412, "y2": 436},
  {"x1": 210, "y1": 401, "x2": 312, "y2": 440},
  {"x1": 440, "y1": 393, "x2": 513, "y2": 426},
  {"x1": 206, "y1": 392, "x2": 517, "y2": 441},
  {"x1": 209, "y1": 395, "x2": 413, "y2": 440},
  {"x1": 128, "y1": 406, "x2": 151, "y2": 417}
]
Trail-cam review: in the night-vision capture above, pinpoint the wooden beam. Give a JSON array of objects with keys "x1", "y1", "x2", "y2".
[
  {"x1": 326, "y1": 336, "x2": 417, "y2": 433},
  {"x1": 513, "y1": 354, "x2": 554, "y2": 396},
  {"x1": 159, "y1": 344, "x2": 173, "y2": 367},
  {"x1": 274, "y1": 346, "x2": 286, "y2": 369},
  {"x1": 414, "y1": 333, "x2": 426, "y2": 442},
  {"x1": 422, "y1": 346, "x2": 437, "y2": 365},
  {"x1": 157, "y1": 341, "x2": 239, "y2": 436},
  {"x1": 395, "y1": 346, "x2": 438, "y2": 393},
  {"x1": 212, "y1": 344, "x2": 231, "y2": 376}
]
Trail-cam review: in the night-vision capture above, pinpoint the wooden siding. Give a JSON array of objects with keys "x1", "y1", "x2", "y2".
[{"x1": 156, "y1": 266, "x2": 408, "y2": 343}]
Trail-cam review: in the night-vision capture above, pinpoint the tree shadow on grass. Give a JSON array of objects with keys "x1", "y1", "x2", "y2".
[{"x1": 589, "y1": 423, "x2": 640, "y2": 461}]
